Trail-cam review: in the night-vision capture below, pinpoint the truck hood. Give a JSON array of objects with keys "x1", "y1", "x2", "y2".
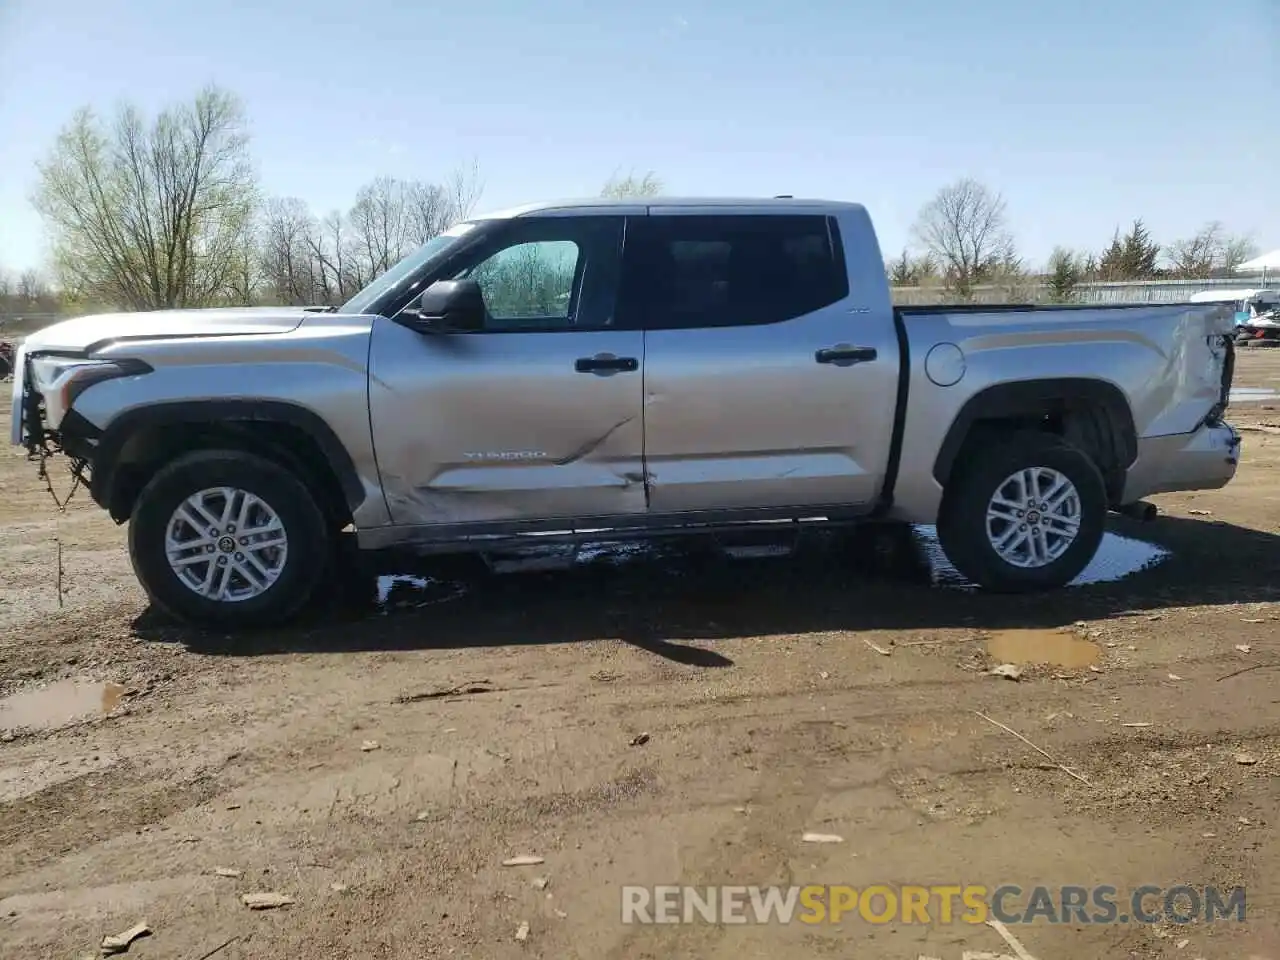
[{"x1": 19, "y1": 306, "x2": 312, "y2": 356}]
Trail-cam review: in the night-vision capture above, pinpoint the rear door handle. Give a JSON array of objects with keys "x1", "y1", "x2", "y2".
[
  {"x1": 575, "y1": 354, "x2": 639, "y2": 375},
  {"x1": 815, "y1": 345, "x2": 877, "y2": 366}
]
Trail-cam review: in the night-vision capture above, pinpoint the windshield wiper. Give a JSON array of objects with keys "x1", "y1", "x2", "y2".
[{"x1": 303, "y1": 305, "x2": 338, "y2": 313}]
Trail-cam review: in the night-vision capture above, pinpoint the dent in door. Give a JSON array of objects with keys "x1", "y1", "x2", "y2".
[
  {"x1": 373, "y1": 430, "x2": 645, "y2": 522},
  {"x1": 373, "y1": 403, "x2": 648, "y2": 525}
]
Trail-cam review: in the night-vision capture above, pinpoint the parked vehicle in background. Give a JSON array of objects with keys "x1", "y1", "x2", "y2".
[
  {"x1": 0, "y1": 341, "x2": 12, "y2": 380},
  {"x1": 1190, "y1": 288, "x2": 1280, "y2": 346},
  {"x1": 10, "y1": 198, "x2": 1242, "y2": 627}
]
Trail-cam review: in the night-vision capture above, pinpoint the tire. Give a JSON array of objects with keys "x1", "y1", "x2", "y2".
[
  {"x1": 936, "y1": 431, "x2": 1107, "y2": 592},
  {"x1": 128, "y1": 449, "x2": 333, "y2": 628}
]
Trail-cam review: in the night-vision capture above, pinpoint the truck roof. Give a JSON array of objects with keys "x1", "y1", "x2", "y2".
[{"x1": 472, "y1": 197, "x2": 868, "y2": 220}]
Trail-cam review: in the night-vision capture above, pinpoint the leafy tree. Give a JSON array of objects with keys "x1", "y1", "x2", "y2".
[
  {"x1": 1046, "y1": 247, "x2": 1084, "y2": 302},
  {"x1": 33, "y1": 85, "x2": 257, "y2": 310},
  {"x1": 1098, "y1": 220, "x2": 1160, "y2": 280}
]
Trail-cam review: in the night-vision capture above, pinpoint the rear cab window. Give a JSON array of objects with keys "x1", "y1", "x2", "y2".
[{"x1": 618, "y1": 213, "x2": 848, "y2": 329}]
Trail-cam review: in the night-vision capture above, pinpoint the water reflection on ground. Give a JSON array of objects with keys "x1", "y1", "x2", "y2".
[{"x1": 370, "y1": 523, "x2": 1172, "y2": 613}]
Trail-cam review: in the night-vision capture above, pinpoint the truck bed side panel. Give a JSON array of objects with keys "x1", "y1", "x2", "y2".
[{"x1": 890, "y1": 303, "x2": 1234, "y2": 522}]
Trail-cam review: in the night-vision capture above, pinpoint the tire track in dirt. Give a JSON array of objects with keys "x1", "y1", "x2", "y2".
[
  {"x1": 602, "y1": 718, "x2": 881, "y2": 959},
  {"x1": 0, "y1": 761, "x2": 225, "y2": 878}
]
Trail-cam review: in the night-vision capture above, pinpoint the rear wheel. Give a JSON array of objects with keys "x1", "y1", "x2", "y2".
[
  {"x1": 128, "y1": 449, "x2": 332, "y2": 627},
  {"x1": 937, "y1": 432, "x2": 1107, "y2": 592}
]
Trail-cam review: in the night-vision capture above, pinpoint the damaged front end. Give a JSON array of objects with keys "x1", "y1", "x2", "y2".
[
  {"x1": 10, "y1": 346, "x2": 149, "y2": 503},
  {"x1": 12, "y1": 349, "x2": 87, "y2": 503}
]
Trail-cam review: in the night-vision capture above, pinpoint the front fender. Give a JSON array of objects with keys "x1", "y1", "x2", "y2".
[{"x1": 90, "y1": 399, "x2": 369, "y2": 518}]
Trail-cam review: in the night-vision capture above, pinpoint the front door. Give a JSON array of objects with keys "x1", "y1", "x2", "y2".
[
  {"x1": 368, "y1": 215, "x2": 646, "y2": 530},
  {"x1": 619, "y1": 210, "x2": 901, "y2": 515}
]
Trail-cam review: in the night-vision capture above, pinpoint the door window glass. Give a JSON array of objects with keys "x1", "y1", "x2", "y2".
[{"x1": 462, "y1": 240, "x2": 580, "y2": 327}]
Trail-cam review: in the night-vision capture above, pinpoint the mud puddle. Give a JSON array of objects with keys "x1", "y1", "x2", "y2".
[
  {"x1": 486, "y1": 539, "x2": 694, "y2": 573},
  {"x1": 911, "y1": 526, "x2": 1170, "y2": 588},
  {"x1": 475, "y1": 540, "x2": 662, "y2": 574},
  {"x1": 0, "y1": 679, "x2": 127, "y2": 735},
  {"x1": 375, "y1": 575, "x2": 468, "y2": 612},
  {"x1": 575, "y1": 541, "x2": 661, "y2": 565},
  {"x1": 985, "y1": 628, "x2": 1101, "y2": 667},
  {"x1": 720, "y1": 543, "x2": 792, "y2": 559}
]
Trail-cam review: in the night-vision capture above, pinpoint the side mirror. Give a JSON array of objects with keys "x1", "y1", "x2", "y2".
[{"x1": 412, "y1": 279, "x2": 486, "y2": 333}]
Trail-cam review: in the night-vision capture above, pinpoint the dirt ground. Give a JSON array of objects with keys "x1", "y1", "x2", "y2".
[{"x1": 3, "y1": 354, "x2": 1280, "y2": 960}]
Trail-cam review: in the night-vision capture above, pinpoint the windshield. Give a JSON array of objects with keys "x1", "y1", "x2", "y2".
[{"x1": 339, "y1": 221, "x2": 480, "y2": 315}]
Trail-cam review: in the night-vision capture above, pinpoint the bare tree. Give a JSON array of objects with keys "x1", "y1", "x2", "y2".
[
  {"x1": 1168, "y1": 222, "x2": 1223, "y2": 279},
  {"x1": 17, "y1": 269, "x2": 48, "y2": 303},
  {"x1": 444, "y1": 157, "x2": 484, "y2": 221},
  {"x1": 0, "y1": 266, "x2": 67, "y2": 316},
  {"x1": 257, "y1": 164, "x2": 483, "y2": 307},
  {"x1": 348, "y1": 176, "x2": 417, "y2": 276},
  {"x1": 348, "y1": 167, "x2": 485, "y2": 282},
  {"x1": 404, "y1": 181, "x2": 456, "y2": 247},
  {"x1": 311, "y1": 209, "x2": 362, "y2": 302},
  {"x1": 1223, "y1": 233, "x2": 1259, "y2": 275},
  {"x1": 224, "y1": 221, "x2": 261, "y2": 306},
  {"x1": 601, "y1": 170, "x2": 663, "y2": 198},
  {"x1": 33, "y1": 85, "x2": 257, "y2": 310},
  {"x1": 260, "y1": 197, "x2": 320, "y2": 305},
  {"x1": 911, "y1": 178, "x2": 1016, "y2": 299},
  {"x1": 1168, "y1": 221, "x2": 1258, "y2": 278}
]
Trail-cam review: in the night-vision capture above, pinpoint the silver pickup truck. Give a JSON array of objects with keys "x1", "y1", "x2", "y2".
[{"x1": 10, "y1": 197, "x2": 1241, "y2": 627}]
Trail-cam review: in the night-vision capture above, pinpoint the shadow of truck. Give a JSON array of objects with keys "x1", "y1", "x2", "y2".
[{"x1": 132, "y1": 513, "x2": 1280, "y2": 664}]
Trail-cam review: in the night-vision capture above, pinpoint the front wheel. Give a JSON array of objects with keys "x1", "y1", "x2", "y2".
[
  {"x1": 128, "y1": 449, "x2": 332, "y2": 628},
  {"x1": 936, "y1": 432, "x2": 1107, "y2": 592}
]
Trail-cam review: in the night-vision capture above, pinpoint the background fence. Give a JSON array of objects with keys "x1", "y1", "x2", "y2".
[{"x1": 891, "y1": 276, "x2": 1280, "y2": 306}]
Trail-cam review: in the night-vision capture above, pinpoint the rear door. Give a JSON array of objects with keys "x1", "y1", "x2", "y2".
[
  {"x1": 367, "y1": 214, "x2": 647, "y2": 529},
  {"x1": 621, "y1": 210, "x2": 900, "y2": 515}
]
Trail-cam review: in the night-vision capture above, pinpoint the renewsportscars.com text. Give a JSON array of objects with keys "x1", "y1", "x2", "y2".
[{"x1": 620, "y1": 884, "x2": 1247, "y2": 926}]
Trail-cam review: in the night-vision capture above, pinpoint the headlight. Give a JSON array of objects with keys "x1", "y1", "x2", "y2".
[{"x1": 28, "y1": 356, "x2": 150, "y2": 429}]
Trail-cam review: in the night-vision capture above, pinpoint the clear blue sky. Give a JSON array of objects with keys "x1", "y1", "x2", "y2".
[{"x1": 1, "y1": 0, "x2": 1276, "y2": 274}]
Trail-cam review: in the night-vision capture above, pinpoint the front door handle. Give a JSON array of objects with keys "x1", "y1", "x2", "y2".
[
  {"x1": 815, "y1": 345, "x2": 877, "y2": 366},
  {"x1": 575, "y1": 354, "x2": 639, "y2": 375}
]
